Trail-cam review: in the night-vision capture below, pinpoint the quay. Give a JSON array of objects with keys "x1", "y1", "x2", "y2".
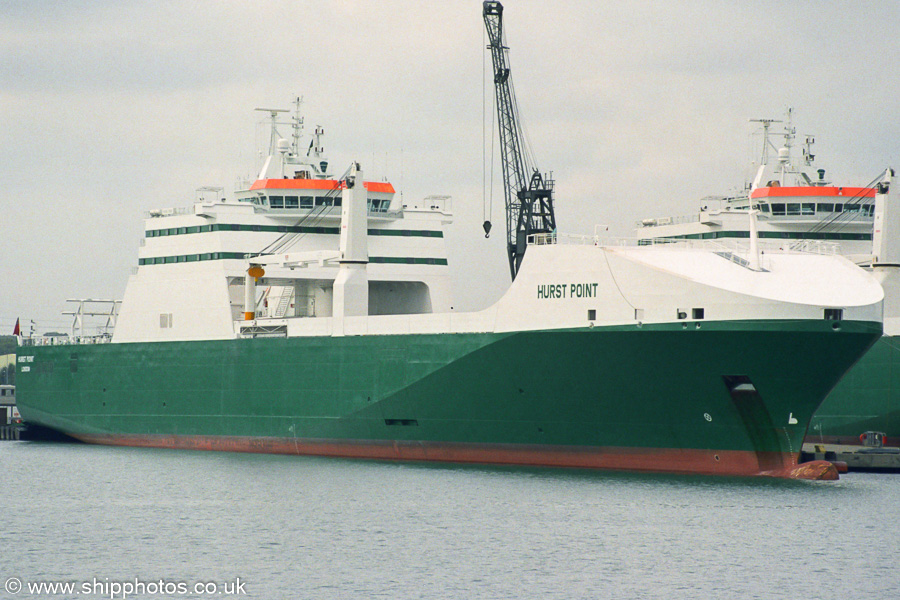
[
  {"x1": 801, "y1": 432, "x2": 900, "y2": 473},
  {"x1": 1, "y1": 383, "x2": 21, "y2": 440},
  {"x1": 0, "y1": 425, "x2": 22, "y2": 440}
]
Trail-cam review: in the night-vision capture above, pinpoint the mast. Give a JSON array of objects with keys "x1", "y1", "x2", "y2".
[
  {"x1": 291, "y1": 96, "x2": 304, "y2": 157},
  {"x1": 483, "y1": 1, "x2": 556, "y2": 280},
  {"x1": 255, "y1": 107, "x2": 289, "y2": 181},
  {"x1": 748, "y1": 117, "x2": 781, "y2": 192}
]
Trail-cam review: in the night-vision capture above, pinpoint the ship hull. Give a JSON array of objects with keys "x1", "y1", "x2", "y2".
[
  {"x1": 16, "y1": 319, "x2": 881, "y2": 478},
  {"x1": 810, "y1": 334, "x2": 900, "y2": 444}
]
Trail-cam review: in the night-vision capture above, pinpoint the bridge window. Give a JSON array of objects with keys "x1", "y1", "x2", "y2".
[
  {"x1": 786, "y1": 203, "x2": 801, "y2": 215},
  {"x1": 816, "y1": 203, "x2": 834, "y2": 212},
  {"x1": 801, "y1": 203, "x2": 815, "y2": 215},
  {"x1": 758, "y1": 204, "x2": 769, "y2": 213},
  {"x1": 771, "y1": 203, "x2": 786, "y2": 215},
  {"x1": 285, "y1": 196, "x2": 299, "y2": 209},
  {"x1": 300, "y1": 196, "x2": 314, "y2": 208},
  {"x1": 269, "y1": 196, "x2": 284, "y2": 209}
]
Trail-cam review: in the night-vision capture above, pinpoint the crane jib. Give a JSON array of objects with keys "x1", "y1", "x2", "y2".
[{"x1": 483, "y1": 1, "x2": 557, "y2": 281}]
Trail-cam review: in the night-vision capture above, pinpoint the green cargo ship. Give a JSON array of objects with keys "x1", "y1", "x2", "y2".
[
  {"x1": 12, "y1": 4, "x2": 888, "y2": 478},
  {"x1": 809, "y1": 336, "x2": 900, "y2": 444},
  {"x1": 16, "y1": 317, "x2": 881, "y2": 478},
  {"x1": 13, "y1": 149, "x2": 884, "y2": 478}
]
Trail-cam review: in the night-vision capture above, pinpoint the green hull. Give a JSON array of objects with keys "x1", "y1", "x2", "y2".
[
  {"x1": 809, "y1": 334, "x2": 900, "y2": 443},
  {"x1": 16, "y1": 320, "x2": 881, "y2": 477}
]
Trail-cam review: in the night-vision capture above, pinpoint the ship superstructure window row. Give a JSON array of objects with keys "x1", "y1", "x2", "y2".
[
  {"x1": 138, "y1": 253, "x2": 449, "y2": 266},
  {"x1": 146, "y1": 224, "x2": 443, "y2": 238},
  {"x1": 255, "y1": 195, "x2": 389, "y2": 212},
  {"x1": 638, "y1": 230, "x2": 872, "y2": 244},
  {"x1": 267, "y1": 196, "x2": 305, "y2": 209},
  {"x1": 242, "y1": 194, "x2": 340, "y2": 208},
  {"x1": 767, "y1": 202, "x2": 873, "y2": 217}
]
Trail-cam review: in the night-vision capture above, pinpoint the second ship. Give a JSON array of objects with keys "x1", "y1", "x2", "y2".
[{"x1": 637, "y1": 110, "x2": 899, "y2": 446}]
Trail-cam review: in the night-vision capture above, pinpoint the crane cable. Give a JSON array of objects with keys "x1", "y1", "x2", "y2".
[
  {"x1": 255, "y1": 163, "x2": 354, "y2": 256},
  {"x1": 796, "y1": 170, "x2": 884, "y2": 235},
  {"x1": 482, "y1": 25, "x2": 493, "y2": 238},
  {"x1": 784, "y1": 170, "x2": 884, "y2": 253}
]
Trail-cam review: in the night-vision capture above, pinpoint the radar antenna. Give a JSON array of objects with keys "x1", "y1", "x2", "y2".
[{"x1": 255, "y1": 107, "x2": 290, "y2": 156}]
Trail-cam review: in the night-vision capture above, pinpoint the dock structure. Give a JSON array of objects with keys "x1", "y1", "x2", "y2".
[
  {"x1": 801, "y1": 435, "x2": 900, "y2": 472},
  {"x1": 0, "y1": 426, "x2": 21, "y2": 441},
  {"x1": 1, "y1": 383, "x2": 20, "y2": 440}
]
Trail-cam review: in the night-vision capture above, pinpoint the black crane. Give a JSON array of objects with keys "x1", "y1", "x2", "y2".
[{"x1": 483, "y1": 0, "x2": 557, "y2": 281}]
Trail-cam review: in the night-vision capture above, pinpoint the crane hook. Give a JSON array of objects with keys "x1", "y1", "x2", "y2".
[{"x1": 482, "y1": 220, "x2": 492, "y2": 238}]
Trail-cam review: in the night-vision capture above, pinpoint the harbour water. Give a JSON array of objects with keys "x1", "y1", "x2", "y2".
[{"x1": 2, "y1": 441, "x2": 898, "y2": 599}]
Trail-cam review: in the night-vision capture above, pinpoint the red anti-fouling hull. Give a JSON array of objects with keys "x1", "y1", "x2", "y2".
[{"x1": 73, "y1": 432, "x2": 838, "y2": 480}]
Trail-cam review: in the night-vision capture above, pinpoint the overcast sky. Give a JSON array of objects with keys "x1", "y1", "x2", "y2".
[{"x1": 2, "y1": 0, "x2": 899, "y2": 334}]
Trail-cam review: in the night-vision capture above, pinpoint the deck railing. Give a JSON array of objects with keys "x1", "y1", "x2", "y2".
[
  {"x1": 636, "y1": 214, "x2": 702, "y2": 228},
  {"x1": 529, "y1": 230, "x2": 842, "y2": 256},
  {"x1": 20, "y1": 334, "x2": 113, "y2": 347}
]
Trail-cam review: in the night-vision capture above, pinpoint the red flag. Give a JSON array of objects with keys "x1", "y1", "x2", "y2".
[{"x1": 12, "y1": 318, "x2": 20, "y2": 336}]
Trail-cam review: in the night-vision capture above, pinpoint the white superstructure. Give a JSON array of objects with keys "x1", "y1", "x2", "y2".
[
  {"x1": 114, "y1": 102, "x2": 452, "y2": 343},
  {"x1": 106, "y1": 103, "x2": 883, "y2": 346},
  {"x1": 637, "y1": 110, "x2": 878, "y2": 265},
  {"x1": 636, "y1": 110, "x2": 897, "y2": 334}
]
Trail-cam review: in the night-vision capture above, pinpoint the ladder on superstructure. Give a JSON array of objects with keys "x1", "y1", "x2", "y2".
[{"x1": 272, "y1": 288, "x2": 294, "y2": 318}]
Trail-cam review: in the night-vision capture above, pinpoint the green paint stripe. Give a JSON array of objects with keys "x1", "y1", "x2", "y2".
[
  {"x1": 369, "y1": 229, "x2": 443, "y2": 238},
  {"x1": 138, "y1": 254, "x2": 448, "y2": 266},
  {"x1": 641, "y1": 231, "x2": 872, "y2": 243},
  {"x1": 369, "y1": 257, "x2": 449, "y2": 265},
  {"x1": 146, "y1": 224, "x2": 442, "y2": 238}
]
